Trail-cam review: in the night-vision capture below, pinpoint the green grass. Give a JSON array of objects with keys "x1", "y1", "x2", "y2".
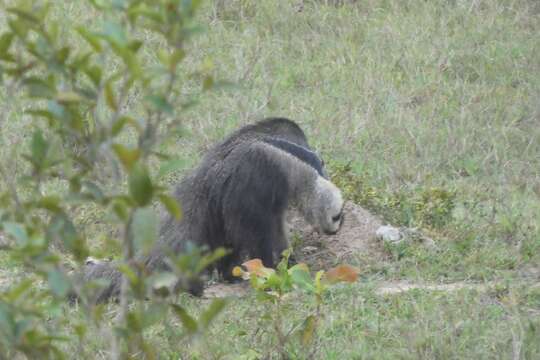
[
  {"x1": 1, "y1": 0, "x2": 539, "y2": 358},
  {"x1": 61, "y1": 281, "x2": 540, "y2": 359}
]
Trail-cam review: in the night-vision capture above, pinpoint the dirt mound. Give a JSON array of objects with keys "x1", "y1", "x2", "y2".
[{"x1": 286, "y1": 201, "x2": 385, "y2": 269}]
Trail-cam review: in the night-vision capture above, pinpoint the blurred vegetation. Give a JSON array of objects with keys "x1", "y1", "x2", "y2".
[{"x1": 0, "y1": 0, "x2": 227, "y2": 358}]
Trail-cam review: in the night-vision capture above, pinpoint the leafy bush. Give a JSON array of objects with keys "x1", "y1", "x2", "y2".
[
  {"x1": 233, "y1": 250, "x2": 359, "y2": 359},
  {"x1": 0, "y1": 0, "x2": 225, "y2": 357}
]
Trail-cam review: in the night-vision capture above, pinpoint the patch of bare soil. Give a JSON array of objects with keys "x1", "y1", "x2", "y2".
[
  {"x1": 376, "y1": 280, "x2": 540, "y2": 297},
  {"x1": 203, "y1": 279, "x2": 540, "y2": 299},
  {"x1": 374, "y1": 281, "x2": 494, "y2": 295},
  {"x1": 203, "y1": 282, "x2": 250, "y2": 298}
]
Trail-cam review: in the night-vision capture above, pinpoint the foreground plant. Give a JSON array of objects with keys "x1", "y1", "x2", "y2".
[
  {"x1": 0, "y1": 0, "x2": 225, "y2": 358},
  {"x1": 233, "y1": 250, "x2": 359, "y2": 359}
]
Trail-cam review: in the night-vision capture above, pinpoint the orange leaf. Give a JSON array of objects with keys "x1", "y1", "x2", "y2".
[
  {"x1": 241, "y1": 259, "x2": 274, "y2": 277},
  {"x1": 324, "y1": 264, "x2": 359, "y2": 284},
  {"x1": 242, "y1": 259, "x2": 264, "y2": 272}
]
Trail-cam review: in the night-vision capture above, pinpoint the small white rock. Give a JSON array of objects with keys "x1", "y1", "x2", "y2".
[{"x1": 376, "y1": 225, "x2": 402, "y2": 244}]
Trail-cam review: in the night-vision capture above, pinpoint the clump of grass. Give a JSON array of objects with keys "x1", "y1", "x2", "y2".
[
  {"x1": 329, "y1": 161, "x2": 531, "y2": 281},
  {"x1": 330, "y1": 162, "x2": 456, "y2": 229}
]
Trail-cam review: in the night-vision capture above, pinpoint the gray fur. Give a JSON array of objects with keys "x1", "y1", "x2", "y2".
[{"x1": 77, "y1": 118, "x2": 343, "y2": 303}]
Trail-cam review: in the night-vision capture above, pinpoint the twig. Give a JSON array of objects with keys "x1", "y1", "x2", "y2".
[{"x1": 112, "y1": 211, "x2": 134, "y2": 360}]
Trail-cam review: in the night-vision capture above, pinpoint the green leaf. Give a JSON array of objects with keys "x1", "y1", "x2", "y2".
[
  {"x1": 88, "y1": 0, "x2": 110, "y2": 10},
  {"x1": 290, "y1": 266, "x2": 315, "y2": 293},
  {"x1": 236, "y1": 350, "x2": 262, "y2": 360},
  {"x1": 111, "y1": 198, "x2": 130, "y2": 221},
  {"x1": 56, "y1": 46, "x2": 71, "y2": 65},
  {"x1": 0, "y1": 302, "x2": 15, "y2": 340},
  {"x1": 111, "y1": 0, "x2": 128, "y2": 10},
  {"x1": 7, "y1": 7, "x2": 39, "y2": 23},
  {"x1": 128, "y1": 40, "x2": 142, "y2": 53},
  {"x1": 23, "y1": 77, "x2": 56, "y2": 99},
  {"x1": 2, "y1": 221, "x2": 28, "y2": 246},
  {"x1": 0, "y1": 33, "x2": 15, "y2": 60},
  {"x1": 35, "y1": 3, "x2": 52, "y2": 22},
  {"x1": 158, "y1": 49, "x2": 186, "y2": 71},
  {"x1": 127, "y1": 6, "x2": 163, "y2": 23},
  {"x1": 195, "y1": 247, "x2": 228, "y2": 273},
  {"x1": 56, "y1": 91, "x2": 84, "y2": 104},
  {"x1": 203, "y1": 75, "x2": 214, "y2": 91},
  {"x1": 266, "y1": 273, "x2": 283, "y2": 290},
  {"x1": 111, "y1": 116, "x2": 128, "y2": 136},
  {"x1": 81, "y1": 181, "x2": 106, "y2": 202},
  {"x1": 38, "y1": 195, "x2": 62, "y2": 212},
  {"x1": 145, "y1": 95, "x2": 173, "y2": 115},
  {"x1": 47, "y1": 100, "x2": 68, "y2": 122},
  {"x1": 47, "y1": 269, "x2": 71, "y2": 297},
  {"x1": 200, "y1": 299, "x2": 227, "y2": 329},
  {"x1": 8, "y1": 19, "x2": 29, "y2": 39},
  {"x1": 301, "y1": 315, "x2": 317, "y2": 346},
  {"x1": 132, "y1": 207, "x2": 158, "y2": 255},
  {"x1": 26, "y1": 109, "x2": 55, "y2": 123},
  {"x1": 170, "y1": 49, "x2": 185, "y2": 69},
  {"x1": 117, "y1": 263, "x2": 138, "y2": 285},
  {"x1": 103, "y1": 20, "x2": 127, "y2": 46},
  {"x1": 0, "y1": 52, "x2": 15, "y2": 63},
  {"x1": 76, "y1": 27, "x2": 102, "y2": 52},
  {"x1": 126, "y1": 311, "x2": 142, "y2": 332},
  {"x1": 4, "y1": 279, "x2": 33, "y2": 302},
  {"x1": 170, "y1": 304, "x2": 198, "y2": 334},
  {"x1": 129, "y1": 163, "x2": 153, "y2": 207},
  {"x1": 142, "y1": 303, "x2": 167, "y2": 328},
  {"x1": 47, "y1": 215, "x2": 88, "y2": 261},
  {"x1": 314, "y1": 270, "x2": 326, "y2": 295},
  {"x1": 158, "y1": 194, "x2": 182, "y2": 220},
  {"x1": 104, "y1": 80, "x2": 117, "y2": 111},
  {"x1": 110, "y1": 43, "x2": 141, "y2": 76},
  {"x1": 112, "y1": 143, "x2": 140, "y2": 171},
  {"x1": 84, "y1": 65, "x2": 102, "y2": 87},
  {"x1": 30, "y1": 129, "x2": 48, "y2": 167}
]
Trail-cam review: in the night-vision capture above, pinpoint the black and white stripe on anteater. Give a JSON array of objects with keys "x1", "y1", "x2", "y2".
[
  {"x1": 79, "y1": 117, "x2": 344, "y2": 303},
  {"x1": 262, "y1": 137, "x2": 328, "y2": 178}
]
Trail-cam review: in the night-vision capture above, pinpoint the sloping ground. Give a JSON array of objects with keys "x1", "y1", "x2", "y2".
[{"x1": 287, "y1": 201, "x2": 385, "y2": 268}]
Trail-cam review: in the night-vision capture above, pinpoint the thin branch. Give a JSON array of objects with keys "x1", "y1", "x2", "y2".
[{"x1": 112, "y1": 211, "x2": 134, "y2": 360}]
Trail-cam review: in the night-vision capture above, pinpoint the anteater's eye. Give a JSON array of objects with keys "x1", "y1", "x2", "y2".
[{"x1": 332, "y1": 213, "x2": 341, "y2": 222}]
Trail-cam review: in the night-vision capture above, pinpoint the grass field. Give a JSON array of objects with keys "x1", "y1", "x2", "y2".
[{"x1": 1, "y1": 0, "x2": 539, "y2": 358}]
